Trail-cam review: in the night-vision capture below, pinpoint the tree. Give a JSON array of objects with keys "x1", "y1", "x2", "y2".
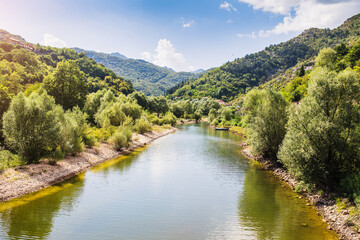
[
  {"x1": 278, "y1": 68, "x2": 360, "y2": 189},
  {"x1": 244, "y1": 89, "x2": 288, "y2": 161},
  {"x1": 44, "y1": 60, "x2": 88, "y2": 110},
  {"x1": 2, "y1": 92, "x2": 63, "y2": 163},
  {"x1": 315, "y1": 48, "x2": 338, "y2": 70},
  {"x1": 298, "y1": 64, "x2": 305, "y2": 77}
]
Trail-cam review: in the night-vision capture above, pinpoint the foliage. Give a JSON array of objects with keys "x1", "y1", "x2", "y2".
[
  {"x1": 244, "y1": 89, "x2": 288, "y2": 160},
  {"x1": 167, "y1": 14, "x2": 360, "y2": 101},
  {"x1": 0, "y1": 150, "x2": 22, "y2": 171},
  {"x1": 278, "y1": 67, "x2": 360, "y2": 189},
  {"x1": 60, "y1": 107, "x2": 87, "y2": 155},
  {"x1": 134, "y1": 116, "x2": 152, "y2": 134},
  {"x1": 160, "y1": 111, "x2": 177, "y2": 126},
  {"x1": 44, "y1": 61, "x2": 88, "y2": 110},
  {"x1": 75, "y1": 48, "x2": 202, "y2": 96},
  {"x1": 2, "y1": 92, "x2": 63, "y2": 163},
  {"x1": 109, "y1": 126, "x2": 132, "y2": 151}
]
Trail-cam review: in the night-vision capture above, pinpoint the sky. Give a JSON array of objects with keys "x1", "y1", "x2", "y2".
[{"x1": 0, "y1": 0, "x2": 359, "y2": 72}]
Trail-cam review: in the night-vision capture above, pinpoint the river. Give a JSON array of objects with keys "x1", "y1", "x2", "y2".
[{"x1": 0, "y1": 123, "x2": 337, "y2": 240}]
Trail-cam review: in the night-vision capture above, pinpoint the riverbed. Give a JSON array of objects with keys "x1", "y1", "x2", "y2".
[{"x1": 0, "y1": 123, "x2": 337, "y2": 239}]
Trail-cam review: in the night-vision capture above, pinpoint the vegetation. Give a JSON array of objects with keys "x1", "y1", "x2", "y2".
[
  {"x1": 167, "y1": 13, "x2": 360, "y2": 101},
  {"x1": 244, "y1": 89, "x2": 288, "y2": 161},
  {"x1": 74, "y1": 48, "x2": 203, "y2": 96}
]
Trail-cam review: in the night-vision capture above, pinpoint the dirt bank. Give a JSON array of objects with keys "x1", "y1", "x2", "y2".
[
  {"x1": 0, "y1": 128, "x2": 177, "y2": 202},
  {"x1": 242, "y1": 147, "x2": 360, "y2": 240}
]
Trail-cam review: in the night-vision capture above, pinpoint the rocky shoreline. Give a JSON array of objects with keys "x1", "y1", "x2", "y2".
[
  {"x1": 241, "y1": 146, "x2": 360, "y2": 240},
  {"x1": 0, "y1": 128, "x2": 177, "y2": 202}
]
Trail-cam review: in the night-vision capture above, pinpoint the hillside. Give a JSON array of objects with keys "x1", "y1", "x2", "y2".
[
  {"x1": 0, "y1": 29, "x2": 133, "y2": 96},
  {"x1": 167, "y1": 13, "x2": 360, "y2": 101},
  {"x1": 74, "y1": 48, "x2": 202, "y2": 96}
]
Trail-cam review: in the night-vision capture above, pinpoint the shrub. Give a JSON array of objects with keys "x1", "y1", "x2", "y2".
[
  {"x1": 60, "y1": 107, "x2": 87, "y2": 155},
  {"x1": 160, "y1": 111, "x2": 177, "y2": 126},
  {"x1": 109, "y1": 126, "x2": 132, "y2": 151},
  {"x1": 85, "y1": 126, "x2": 116, "y2": 142},
  {"x1": 3, "y1": 92, "x2": 63, "y2": 163},
  {"x1": 0, "y1": 150, "x2": 22, "y2": 171},
  {"x1": 134, "y1": 116, "x2": 152, "y2": 134}
]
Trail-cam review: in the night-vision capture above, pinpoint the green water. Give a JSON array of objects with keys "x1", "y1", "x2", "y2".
[{"x1": 0, "y1": 123, "x2": 337, "y2": 240}]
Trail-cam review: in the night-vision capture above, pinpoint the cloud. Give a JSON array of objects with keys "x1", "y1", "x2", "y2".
[
  {"x1": 227, "y1": 19, "x2": 233, "y2": 23},
  {"x1": 41, "y1": 33, "x2": 67, "y2": 48},
  {"x1": 183, "y1": 20, "x2": 194, "y2": 28},
  {"x1": 140, "y1": 39, "x2": 194, "y2": 72},
  {"x1": 220, "y1": 1, "x2": 238, "y2": 12},
  {"x1": 181, "y1": 18, "x2": 195, "y2": 28},
  {"x1": 238, "y1": 0, "x2": 360, "y2": 36},
  {"x1": 237, "y1": 32, "x2": 256, "y2": 39}
]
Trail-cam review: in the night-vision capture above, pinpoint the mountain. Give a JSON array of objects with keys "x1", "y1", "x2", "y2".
[
  {"x1": 73, "y1": 48, "x2": 202, "y2": 96},
  {"x1": 167, "y1": 13, "x2": 360, "y2": 101},
  {"x1": 110, "y1": 52, "x2": 127, "y2": 59}
]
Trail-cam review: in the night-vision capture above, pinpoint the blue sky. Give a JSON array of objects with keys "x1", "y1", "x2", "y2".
[{"x1": 0, "y1": 0, "x2": 359, "y2": 71}]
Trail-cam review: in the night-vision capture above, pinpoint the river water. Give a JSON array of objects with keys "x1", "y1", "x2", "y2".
[{"x1": 0, "y1": 123, "x2": 337, "y2": 240}]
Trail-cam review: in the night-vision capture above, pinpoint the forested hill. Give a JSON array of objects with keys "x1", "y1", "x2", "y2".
[
  {"x1": 73, "y1": 48, "x2": 203, "y2": 96},
  {"x1": 167, "y1": 13, "x2": 360, "y2": 101},
  {"x1": 0, "y1": 29, "x2": 134, "y2": 97}
]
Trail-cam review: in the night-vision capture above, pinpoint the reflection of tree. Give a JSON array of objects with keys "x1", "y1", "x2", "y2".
[
  {"x1": 238, "y1": 168, "x2": 279, "y2": 240},
  {"x1": 0, "y1": 175, "x2": 85, "y2": 240},
  {"x1": 238, "y1": 168, "x2": 337, "y2": 240}
]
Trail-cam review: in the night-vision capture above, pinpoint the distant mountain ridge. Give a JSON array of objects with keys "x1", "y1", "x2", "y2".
[
  {"x1": 167, "y1": 13, "x2": 360, "y2": 101},
  {"x1": 73, "y1": 48, "x2": 203, "y2": 96}
]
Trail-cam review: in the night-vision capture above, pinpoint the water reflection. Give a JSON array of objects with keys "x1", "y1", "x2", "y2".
[
  {"x1": 0, "y1": 124, "x2": 338, "y2": 240},
  {"x1": 0, "y1": 175, "x2": 85, "y2": 240},
  {"x1": 238, "y1": 168, "x2": 337, "y2": 240}
]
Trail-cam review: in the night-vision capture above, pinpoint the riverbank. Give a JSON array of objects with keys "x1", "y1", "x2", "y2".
[
  {"x1": 241, "y1": 146, "x2": 360, "y2": 240},
  {"x1": 0, "y1": 127, "x2": 177, "y2": 202}
]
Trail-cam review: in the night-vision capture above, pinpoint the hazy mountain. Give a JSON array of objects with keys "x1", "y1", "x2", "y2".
[{"x1": 73, "y1": 48, "x2": 202, "y2": 96}]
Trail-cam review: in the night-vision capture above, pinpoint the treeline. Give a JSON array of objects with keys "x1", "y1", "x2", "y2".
[
  {"x1": 242, "y1": 44, "x2": 360, "y2": 202},
  {"x1": 0, "y1": 41, "x2": 181, "y2": 170},
  {"x1": 167, "y1": 13, "x2": 360, "y2": 101}
]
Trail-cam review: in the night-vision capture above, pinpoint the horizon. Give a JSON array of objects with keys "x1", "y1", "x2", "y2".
[{"x1": 0, "y1": 0, "x2": 359, "y2": 72}]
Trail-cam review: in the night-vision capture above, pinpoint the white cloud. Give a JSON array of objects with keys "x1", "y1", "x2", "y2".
[
  {"x1": 180, "y1": 17, "x2": 195, "y2": 28},
  {"x1": 227, "y1": 19, "x2": 233, "y2": 24},
  {"x1": 183, "y1": 20, "x2": 194, "y2": 28},
  {"x1": 41, "y1": 33, "x2": 67, "y2": 48},
  {"x1": 237, "y1": 32, "x2": 256, "y2": 39},
  {"x1": 238, "y1": 0, "x2": 360, "y2": 36},
  {"x1": 140, "y1": 39, "x2": 194, "y2": 72},
  {"x1": 220, "y1": 1, "x2": 238, "y2": 12}
]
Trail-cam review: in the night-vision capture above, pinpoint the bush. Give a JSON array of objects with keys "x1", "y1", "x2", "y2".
[
  {"x1": 211, "y1": 119, "x2": 219, "y2": 126},
  {"x1": 60, "y1": 107, "x2": 87, "y2": 155},
  {"x1": 85, "y1": 126, "x2": 116, "y2": 142},
  {"x1": 134, "y1": 116, "x2": 152, "y2": 134},
  {"x1": 109, "y1": 126, "x2": 132, "y2": 151},
  {"x1": 3, "y1": 92, "x2": 63, "y2": 163},
  {"x1": 0, "y1": 150, "x2": 22, "y2": 171},
  {"x1": 340, "y1": 174, "x2": 360, "y2": 200},
  {"x1": 160, "y1": 111, "x2": 177, "y2": 126}
]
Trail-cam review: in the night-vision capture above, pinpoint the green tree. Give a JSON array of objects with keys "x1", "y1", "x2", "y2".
[
  {"x1": 245, "y1": 89, "x2": 288, "y2": 160},
  {"x1": 44, "y1": 60, "x2": 88, "y2": 110},
  {"x1": 298, "y1": 65, "x2": 305, "y2": 77},
  {"x1": 278, "y1": 68, "x2": 360, "y2": 189},
  {"x1": 315, "y1": 48, "x2": 338, "y2": 70},
  {"x1": 2, "y1": 92, "x2": 63, "y2": 163}
]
